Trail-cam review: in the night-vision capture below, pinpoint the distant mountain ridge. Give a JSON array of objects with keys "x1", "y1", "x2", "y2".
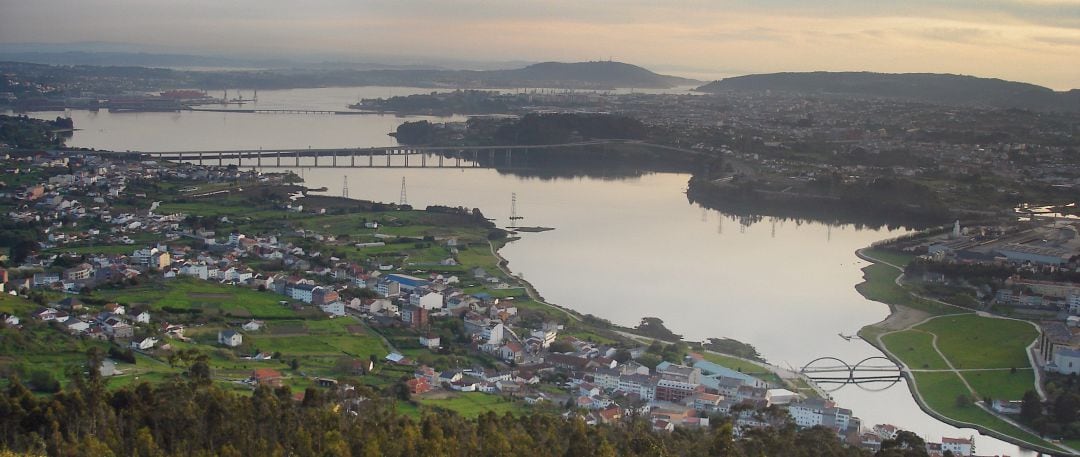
[
  {"x1": 696, "y1": 72, "x2": 1080, "y2": 112},
  {"x1": 0, "y1": 53, "x2": 698, "y2": 89},
  {"x1": 482, "y1": 61, "x2": 700, "y2": 88}
]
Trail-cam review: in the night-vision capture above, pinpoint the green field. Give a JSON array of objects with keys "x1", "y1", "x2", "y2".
[
  {"x1": 698, "y1": 352, "x2": 785, "y2": 388},
  {"x1": 246, "y1": 334, "x2": 387, "y2": 359},
  {"x1": 856, "y1": 263, "x2": 955, "y2": 315},
  {"x1": 912, "y1": 372, "x2": 1064, "y2": 452},
  {"x1": 45, "y1": 244, "x2": 141, "y2": 255},
  {"x1": 916, "y1": 315, "x2": 1037, "y2": 369},
  {"x1": 94, "y1": 278, "x2": 298, "y2": 318},
  {"x1": 416, "y1": 392, "x2": 528, "y2": 418},
  {"x1": 863, "y1": 248, "x2": 915, "y2": 268},
  {"x1": 964, "y1": 370, "x2": 1036, "y2": 402},
  {"x1": 0, "y1": 293, "x2": 36, "y2": 314},
  {"x1": 881, "y1": 330, "x2": 950, "y2": 370}
]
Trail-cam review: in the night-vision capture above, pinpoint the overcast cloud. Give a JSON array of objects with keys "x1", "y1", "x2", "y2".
[{"x1": 1, "y1": 0, "x2": 1077, "y2": 88}]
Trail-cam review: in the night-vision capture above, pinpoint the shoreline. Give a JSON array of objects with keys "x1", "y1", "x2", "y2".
[
  {"x1": 490, "y1": 236, "x2": 829, "y2": 399},
  {"x1": 854, "y1": 248, "x2": 1075, "y2": 456}
]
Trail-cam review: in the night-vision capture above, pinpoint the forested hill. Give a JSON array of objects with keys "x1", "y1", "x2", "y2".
[
  {"x1": 696, "y1": 72, "x2": 1080, "y2": 112},
  {"x1": 481, "y1": 61, "x2": 699, "y2": 88},
  {"x1": 0, "y1": 60, "x2": 697, "y2": 91},
  {"x1": 0, "y1": 357, "x2": 904, "y2": 457}
]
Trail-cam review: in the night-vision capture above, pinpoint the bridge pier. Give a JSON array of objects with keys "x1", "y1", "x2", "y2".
[
  {"x1": 295, "y1": 151, "x2": 300, "y2": 167},
  {"x1": 405, "y1": 153, "x2": 409, "y2": 167},
  {"x1": 257, "y1": 152, "x2": 261, "y2": 167},
  {"x1": 199, "y1": 151, "x2": 203, "y2": 165},
  {"x1": 314, "y1": 152, "x2": 318, "y2": 167},
  {"x1": 351, "y1": 151, "x2": 355, "y2": 167},
  {"x1": 332, "y1": 150, "x2": 337, "y2": 168},
  {"x1": 369, "y1": 150, "x2": 373, "y2": 167},
  {"x1": 277, "y1": 151, "x2": 281, "y2": 167},
  {"x1": 506, "y1": 148, "x2": 512, "y2": 168},
  {"x1": 386, "y1": 150, "x2": 391, "y2": 167},
  {"x1": 219, "y1": 154, "x2": 223, "y2": 167}
]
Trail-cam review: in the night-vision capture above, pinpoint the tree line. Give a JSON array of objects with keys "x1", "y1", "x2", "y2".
[{"x1": 0, "y1": 348, "x2": 939, "y2": 457}]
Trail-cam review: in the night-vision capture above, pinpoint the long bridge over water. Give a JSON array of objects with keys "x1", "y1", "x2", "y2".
[{"x1": 102, "y1": 139, "x2": 702, "y2": 169}]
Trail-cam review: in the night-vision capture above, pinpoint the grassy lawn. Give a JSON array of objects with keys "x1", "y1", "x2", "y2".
[
  {"x1": 856, "y1": 263, "x2": 953, "y2": 315},
  {"x1": 697, "y1": 352, "x2": 785, "y2": 388},
  {"x1": 881, "y1": 330, "x2": 950, "y2": 370},
  {"x1": 917, "y1": 315, "x2": 1037, "y2": 369},
  {"x1": 907, "y1": 371, "x2": 1067, "y2": 453},
  {"x1": 45, "y1": 244, "x2": 140, "y2": 255},
  {"x1": 863, "y1": 248, "x2": 915, "y2": 268},
  {"x1": 963, "y1": 370, "x2": 1037, "y2": 402},
  {"x1": 0, "y1": 293, "x2": 37, "y2": 314},
  {"x1": 699, "y1": 352, "x2": 766, "y2": 375},
  {"x1": 245, "y1": 334, "x2": 387, "y2": 358},
  {"x1": 94, "y1": 278, "x2": 298, "y2": 319},
  {"x1": 155, "y1": 202, "x2": 286, "y2": 221},
  {"x1": 416, "y1": 392, "x2": 527, "y2": 418},
  {"x1": 912, "y1": 372, "x2": 1065, "y2": 452}
]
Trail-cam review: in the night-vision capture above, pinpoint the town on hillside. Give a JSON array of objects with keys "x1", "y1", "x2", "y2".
[{"x1": 0, "y1": 149, "x2": 982, "y2": 455}]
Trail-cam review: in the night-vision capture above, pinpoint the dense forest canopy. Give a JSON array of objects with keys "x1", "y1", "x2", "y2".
[{"x1": 0, "y1": 349, "x2": 922, "y2": 457}]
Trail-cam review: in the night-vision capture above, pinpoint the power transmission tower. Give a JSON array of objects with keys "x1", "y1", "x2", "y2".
[
  {"x1": 509, "y1": 192, "x2": 523, "y2": 225},
  {"x1": 399, "y1": 177, "x2": 407, "y2": 206},
  {"x1": 342, "y1": 176, "x2": 349, "y2": 199}
]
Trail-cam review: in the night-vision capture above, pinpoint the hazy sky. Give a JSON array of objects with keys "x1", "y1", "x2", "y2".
[{"x1": 1, "y1": 0, "x2": 1079, "y2": 89}]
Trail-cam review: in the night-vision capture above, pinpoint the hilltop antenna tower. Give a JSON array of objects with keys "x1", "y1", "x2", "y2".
[
  {"x1": 399, "y1": 177, "x2": 408, "y2": 206},
  {"x1": 509, "y1": 193, "x2": 524, "y2": 225},
  {"x1": 342, "y1": 176, "x2": 349, "y2": 199}
]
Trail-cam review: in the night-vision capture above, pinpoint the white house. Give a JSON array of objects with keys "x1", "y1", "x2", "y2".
[
  {"x1": 419, "y1": 334, "x2": 441, "y2": 349},
  {"x1": 65, "y1": 319, "x2": 90, "y2": 333},
  {"x1": 179, "y1": 263, "x2": 209, "y2": 280},
  {"x1": 131, "y1": 336, "x2": 158, "y2": 351},
  {"x1": 134, "y1": 311, "x2": 151, "y2": 324},
  {"x1": 218, "y1": 330, "x2": 243, "y2": 347},
  {"x1": 319, "y1": 301, "x2": 346, "y2": 317},
  {"x1": 242, "y1": 320, "x2": 264, "y2": 332},
  {"x1": 2, "y1": 313, "x2": 19, "y2": 326},
  {"x1": 33, "y1": 307, "x2": 59, "y2": 321},
  {"x1": 530, "y1": 326, "x2": 558, "y2": 349}
]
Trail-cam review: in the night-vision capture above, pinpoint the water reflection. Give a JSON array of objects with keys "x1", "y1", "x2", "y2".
[{"x1": 281, "y1": 166, "x2": 1028, "y2": 455}]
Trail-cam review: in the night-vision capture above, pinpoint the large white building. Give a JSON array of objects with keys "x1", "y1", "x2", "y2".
[
  {"x1": 788, "y1": 399, "x2": 852, "y2": 433},
  {"x1": 1051, "y1": 347, "x2": 1080, "y2": 375},
  {"x1": 481, "y1": 322, "x2": 504, "y2": 346},
  {"x1": 288, "y1": 284, "x2": 317, "y2": 303},
  {"x1": 940, "y1": 437, "x2": 973, "y2": 456},
  {"x1": 415, "y1": 292, "x2": 444, "y2": 310}
]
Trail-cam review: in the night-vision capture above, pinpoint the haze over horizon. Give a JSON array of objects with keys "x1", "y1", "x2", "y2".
[{"x1": 0, "y1": 0, "x2": 1078, "y2": 90}]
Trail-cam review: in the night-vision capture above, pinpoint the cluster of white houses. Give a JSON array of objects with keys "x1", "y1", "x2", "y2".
[{"x1": 23, "y1": 297, "x2": 159, "y2": 351}]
